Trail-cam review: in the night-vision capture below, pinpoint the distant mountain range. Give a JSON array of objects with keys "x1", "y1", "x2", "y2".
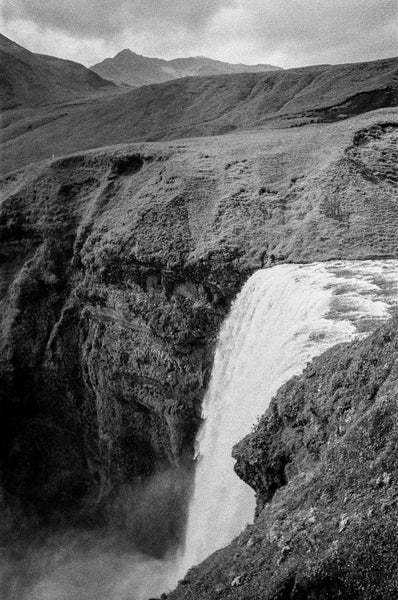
[
  {"x1": 0, "y1": 34, "x2": 115, "y2": 109},
  {"x1": 0, "y1": 34, "x2": 396, "y2": 176},
  {"x1": 2, "y1": 51, "x2": 397, "y2": 174},
  {"x1": 90, "y1": 49, "x2": 282, "y2": 87}
]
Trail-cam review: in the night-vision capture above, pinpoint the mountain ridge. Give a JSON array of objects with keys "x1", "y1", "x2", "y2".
[
  {"x1": 90, "y1": 48, "x2": 281, "y2": 87},
  {"x1": 0, "y1": 33, "x2": 117, "y2": 110},
  {"x1": 1, "y1": 56, "x2": 397, "y2": 175}
]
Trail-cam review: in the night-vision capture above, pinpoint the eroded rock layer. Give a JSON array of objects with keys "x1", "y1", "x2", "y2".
[{"x1": 0, "y1": 111, "x2": 397, "y2": 541}]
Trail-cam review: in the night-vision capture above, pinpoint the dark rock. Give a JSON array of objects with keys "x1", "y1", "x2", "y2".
[{"x1": 1, "y1": 115, "x2": 398, "y2": 568}]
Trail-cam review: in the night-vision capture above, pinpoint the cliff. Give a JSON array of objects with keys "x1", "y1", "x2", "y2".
[
  {"x1": 0, "y1": 110, "x2": 397, "y2": 554},
  {"x1": 168, "y1": 314, "x2": 398, "y2": 599}
]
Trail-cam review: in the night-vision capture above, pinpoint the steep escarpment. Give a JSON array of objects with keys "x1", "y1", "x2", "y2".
[
  {"x1": 0, "y1": 151, "x2": 245, "y2": 549},
  {"x1": 168, "y1": 314, "x2": 398, "y2": 600},
  {"x1": 0, "y1": 112, "x2": 397, "y2": 549},
  {"x1": 0, "y1": 155, "x2": 224, "y2": 545}
]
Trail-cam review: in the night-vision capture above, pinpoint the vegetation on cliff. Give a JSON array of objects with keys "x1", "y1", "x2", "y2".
[
  {"x1": 168, "y1": 315, "x2": 398, "y2": 599},
  {"x1": 0, "y1": 65, "x2": 397, "y2": 598},
  {"x1": 1, "y1": 111, "x2": 397, "y2": 531}
]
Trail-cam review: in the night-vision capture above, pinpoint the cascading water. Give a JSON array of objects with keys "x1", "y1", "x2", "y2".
[
  {"x1": 177, "y1": 260, "x2": 398, "y2": 578},
  {"x1": 15, "y1": 261, "x2": 398, "y2": 600}
]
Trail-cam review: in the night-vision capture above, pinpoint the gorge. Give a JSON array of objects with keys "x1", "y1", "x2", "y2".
[
  {"x1": 0, "y1": 33, "x2": 398, "y2": 599},
  {"x1": 3, "y1": 260, "x2": 398, "y2": 600},
  {"x1": 178, "y1": 261, "x2": 398, "y2": 577}
]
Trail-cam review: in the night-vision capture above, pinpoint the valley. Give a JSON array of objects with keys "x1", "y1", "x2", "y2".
[{"x1": 0, "y1": 31, "x2": 398, "y2": 600}]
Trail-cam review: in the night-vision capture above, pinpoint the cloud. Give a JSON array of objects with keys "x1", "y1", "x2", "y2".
[
  {"x1": 206, "y1": 0, "x2": 398, "y2": 66},
  {"x1": 3, "y1": 0, "x2": 233, "y2": 39},
  {"x1": 1, "y1": 0, "x2": 397, "y2": 67}
]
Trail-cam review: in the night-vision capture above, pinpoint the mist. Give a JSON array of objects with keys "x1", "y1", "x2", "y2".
[
  {"x1": 0, "y1": 467, "x2": 192, "y2": 600},
  {"x1": 1, "y1": 531, "x2": 179, "y2": 600}
]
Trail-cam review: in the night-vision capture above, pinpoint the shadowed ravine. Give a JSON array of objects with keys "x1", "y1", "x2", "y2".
[
  {"x1": 1, "y1": 97, "x2": 398, "y2": 598},
  {"x1": 3, "y1": 261, "x2": 398, "y2": 600}
]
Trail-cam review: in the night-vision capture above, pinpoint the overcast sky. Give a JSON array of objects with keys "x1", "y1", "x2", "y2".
[{"x1": 1, "y1": 0, "x2": 397, "y2": 68}]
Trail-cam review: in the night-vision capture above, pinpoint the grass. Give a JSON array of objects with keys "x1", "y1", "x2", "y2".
[
  {"x1": 1, "y1": 56, "x2": 397, "y2": 175},
  {"x1": 0, "y1": 34, "x2": 117, "y2": 111},
  {"x1": 2, "y1": 108, "x2": 398, "y2": 269}
]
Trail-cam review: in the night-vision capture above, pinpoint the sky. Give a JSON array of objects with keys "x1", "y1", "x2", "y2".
[{"x1": 1, "y1": 0, "x2": 397, "y2": 68}]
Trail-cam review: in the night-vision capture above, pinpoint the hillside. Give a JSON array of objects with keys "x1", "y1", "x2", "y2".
[
  {"x1": 91, "y1": 49, "x2": 281, "y2": 87},
  {"x1": 1, "y1": 56, "x2": 397, "y2": 175},
  {"x1": 0, "y1": 34, "x2": 116, "y2": 110}
]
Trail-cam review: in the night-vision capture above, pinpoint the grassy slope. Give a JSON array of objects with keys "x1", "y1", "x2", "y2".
[
  {"x1": 2, "y1": 109, "x2": 397, "y2": 265},
  {"x1": 0, "y1": 34, "x2": 116, "y2": 110},
  {"x1": 1, "y1": 57, "x2": 397, "y2": 175}
]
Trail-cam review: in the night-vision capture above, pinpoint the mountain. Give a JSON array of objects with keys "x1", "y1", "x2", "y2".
[
  {"x1": 0, "y1": 34, "x2": 116, "y2": 109},
  {"x1": 1, "y1": 56, "x2": 397, "y2": 175},
  {"x1": 90, "y1": 48, "x2": 281, "y2": 87}
]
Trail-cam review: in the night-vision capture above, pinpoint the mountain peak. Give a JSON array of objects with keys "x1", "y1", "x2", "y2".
[
  {"x1": 91, "y1": 50, "x2": 282, "y2": 87},
  {"x1": 116, "y1": 48, "x2": 142, "y2": 58}
]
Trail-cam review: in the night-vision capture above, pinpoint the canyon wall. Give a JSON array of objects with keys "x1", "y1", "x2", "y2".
[{"x1": 0, "y1": 112, "x2": 397, "y2": 549}]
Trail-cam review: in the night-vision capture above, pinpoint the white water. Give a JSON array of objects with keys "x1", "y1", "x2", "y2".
[
  {"x1": 177, "y1": 260, "x2": 398, "y2": 577},
  {"x1": 10, "y1": 261, "x2": 397, "y2": 600}
]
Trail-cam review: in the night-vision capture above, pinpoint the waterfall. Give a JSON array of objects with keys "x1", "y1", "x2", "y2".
[
  {"x1": 18, "y1": 260, "x2": 398, "y2": 600},
  {"x1": 178, "y1": 260, "x2": 398, "y2": 576}
]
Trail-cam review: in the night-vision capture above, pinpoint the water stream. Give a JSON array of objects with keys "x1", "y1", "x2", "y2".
[
  {"x1": 178, "y1": 260, "x2": 398, "y2": 576},
  {"x1": 5, "y1": 261, "x2": 398, "y2": 600}
]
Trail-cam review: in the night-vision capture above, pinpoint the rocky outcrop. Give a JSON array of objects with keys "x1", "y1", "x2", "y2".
[
  {"x1": 0, "y1": 111, "x2": 397, "y2": 553},
  {"x1": 168, "y1": 315, "x2": 398, "y2": 599},
  {"x1": 234, "y1": 300, "x2": 398, "y2": 511},
  {"x1": 0, "y1": 151, "x2": 244, "y2": 544}
]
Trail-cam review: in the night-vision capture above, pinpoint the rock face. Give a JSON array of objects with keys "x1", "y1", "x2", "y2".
[
  {"x1": 168, "y1": 316, "x2": 398, "y2": 599},
  {"x1": 0, "y1": 155, "x2": 226, "y2": 537},
  {"x1": 0, "y1": 150, "x2": 243, "y2": 545},
  {"x1": 0, "y1": 111, "x2": 397, "y2": 555}
]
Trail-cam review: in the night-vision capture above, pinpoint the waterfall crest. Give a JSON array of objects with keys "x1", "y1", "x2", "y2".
[{"x1": 179, "y1": 260, "x2": 398, "y2": 575}]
